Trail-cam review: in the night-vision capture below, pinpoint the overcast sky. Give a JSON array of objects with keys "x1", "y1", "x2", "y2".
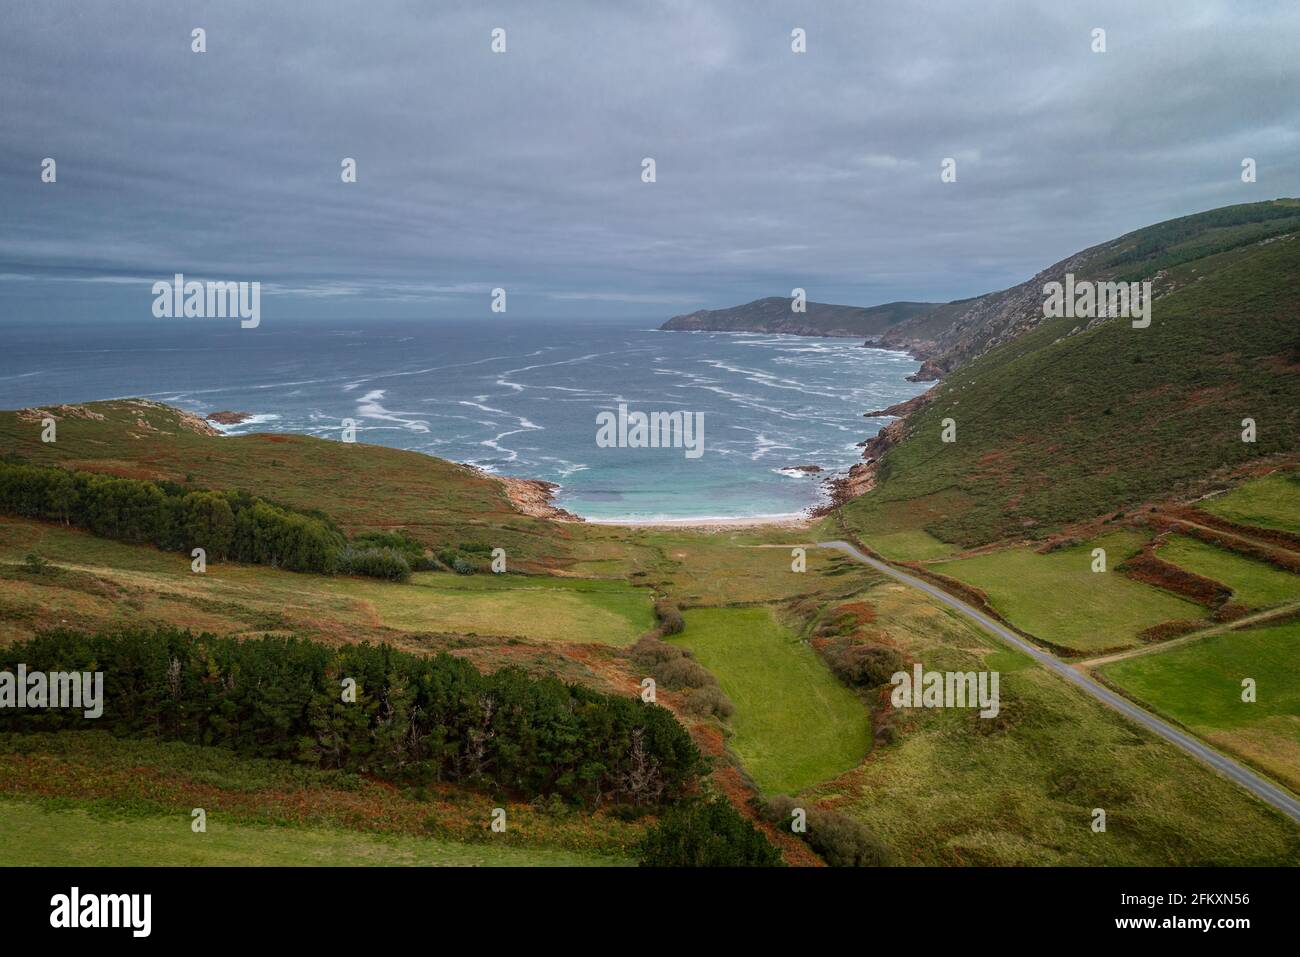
[{"x1": 2, "y1": 0, "x2": 1297, "y2": 321}]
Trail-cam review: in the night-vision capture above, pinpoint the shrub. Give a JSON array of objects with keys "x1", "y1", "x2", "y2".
[
  {"x1": 22, "y1": 553, "x2": 48, "y2": 575},
  {"x1": 0, "y1": 461, "x2": 344, "y2": 574},
  {"x1": 639, "y1": 799, "x2": 783, "y2": 867},
  {"x1": 760, "y1": 795, "x2": 891, "y2": 867},
  {"x1": 337, "y1": 546, "x2": 412, "y2": 582},
  {"x1": 680, "y1": 684, "x2": 734, "y2": 719},
  {"x1": 629, "y1": 634, "x2": 685, "y2": 668},
  {"x1": 823, "y1": 640, "x2": 904, "y2": 689},
  {"x1": 653, "y1": 600, "x2": 685, "y2": 636},
  {"x1": 452, "y1": 556, "x2": 477, "y2": 575},
  {"x1": 654, "y1": 656, "x2": 715, "y2": 691}
]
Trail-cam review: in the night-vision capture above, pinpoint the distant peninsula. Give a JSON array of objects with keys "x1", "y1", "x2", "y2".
[{"x1": 659, "y1": 297, "x2": 939, "y2": 338}]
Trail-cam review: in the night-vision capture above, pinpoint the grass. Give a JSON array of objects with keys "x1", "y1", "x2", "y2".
[
  {"x1": 1097, "y1": 621, "x2": 1300, "y2": 793},
  {"x1": 0, "y1": 516, "x2": 653, "y2": 648},
  {"x1": 931, "y1": 531, "x2": 1206, "y2": 653},
  {"x1": 328, "y1": 572, "x2": 655, "y2": 645},
  {"x1": 1201, "y1": 472, "x2": 1300, "y2": 535},
  {"x1": 671, "y1": 607, "x2": 871, "y2": 795},
  {"x1": 0, "y1": 798, "x2": 628, "y2": 867},
  {"x1": 0, "y1": 731, "x2": 643, "y2": 863},
  {"x1": 803, "y1": 582, "x2": 1300, "y2": 865},
  {"x1": 631, "y1": 525, "x2": 879, "y2": 607},
  {"x1": 1156, "y1": 534, "x2": 1300, "y2": 609}
]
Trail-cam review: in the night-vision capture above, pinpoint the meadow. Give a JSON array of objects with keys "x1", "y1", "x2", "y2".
[
  {"x1": 931, "y1": 531, "x2": 1205, "y2": 653},
  {"x1": 672, "y1": 607, "x2": 872, "y2": 795},
  {"x1": 1201, "y1": 471, "x2": 1300, "y2": 535},
  {"x1": 0, "y1": 800, "x2": 628, "y2": 867},
  {"x1": 1155, "y1": 534, "x2": 1299, "y2": 610},
  {"x1": 1097, "y1": 621, "x2": 1300, "y2": 793}
]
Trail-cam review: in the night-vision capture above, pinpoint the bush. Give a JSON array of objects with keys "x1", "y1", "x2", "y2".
[
  {"x1": 653, "y1": 600, "x2": 685, "y2": 636},
  {"x1": 654, "y1": 656, "x2": 715, "y2": 691},
  {"x1": 452, "y1": 556, "x2": 477, "y2": 575},
  {"x1": 761, "y1": 795, "x2": 891, "y2": 866},
  {"x1": 639, "y1": 799, "x2": 784, "y2": 867},
  {"x1": 337, "y1": 546, "x2": 412, "y2": 582},
  {"x1": 823, "y1": 640, "x2": 904, "y2": 689},
  {"x1": 680, "y1": 684, "x2": 734, "y2": 719},
  {"x1": 629, "y1": 634, "x2": 685, "y2": 668},
  {"x1": 22, "y1": 553, "x2": 49, "y2": 575}
]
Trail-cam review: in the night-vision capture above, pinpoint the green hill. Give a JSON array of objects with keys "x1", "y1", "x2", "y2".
[
  {"x1": 0, "y1": 399, "x2": 575, "y2": 569},
  {"x1": 871, "y1": 199, "x2": 1300, "y2": 379},
  {"x1": 844, "y1": 205, "x2": 1300, "y2": 547}
]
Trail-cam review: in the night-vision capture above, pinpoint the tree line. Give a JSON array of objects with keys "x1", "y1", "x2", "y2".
[
  {"x1": 0, "y1": 626, "x2": 705, "y2": 808},
  {"x1": 0, "y1": 460, "x2": 407, "y2": 578}
]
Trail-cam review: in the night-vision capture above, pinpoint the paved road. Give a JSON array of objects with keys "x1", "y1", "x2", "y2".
[{"x1": 817, "y1": 540, "x2": 1300, "y2": 825}]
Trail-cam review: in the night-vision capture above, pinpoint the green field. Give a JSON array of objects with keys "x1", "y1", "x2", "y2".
[
  {"x1": 932, "y1": 531, "x2": 1205, "y2": 653},
  {"x1": 1156, "y1": 534, "x2": 1300, "y2": 609},
  {"x1": 0, "y1": 799, "x2": 627, "y2": 867},
  {"x1": 330, "y1": 572, "x2": 655, "y2": 644},
  {"x1": 804, "y1": 582, "x2": 1300, "y2": 865},
  {"x1": 1201, "y1": 472, "x2": 1300, "y2": 535},
  {"x1": 1098, "y1": 621, "x2": 1300, "y2": 792},
  {"x1": 672, "y1": 607, "x2": 871, "y2": 795}
]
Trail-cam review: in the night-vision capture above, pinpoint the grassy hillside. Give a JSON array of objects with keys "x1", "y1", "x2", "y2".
[
  {"x1": 803, "y1": 582, "x2": 1299, "y2": 865},
  {"x1": 0, "y1": 399, "x2": 574, "y2": 569},
  {"x1": 875, "y1": 199, "x2": 1300, "y2": 374},
  {"x1": 845, "y1": 223, "x2": 1300, "y2": 547}
]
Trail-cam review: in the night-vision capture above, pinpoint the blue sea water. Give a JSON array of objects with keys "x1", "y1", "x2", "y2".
[{"x1": 0, "y1": 316, "x2": 927, "y2": 521}]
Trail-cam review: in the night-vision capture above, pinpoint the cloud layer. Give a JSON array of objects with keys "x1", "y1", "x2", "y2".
[{"x1": 2, "y1": 0, "x2": 1297, "y2": 319}]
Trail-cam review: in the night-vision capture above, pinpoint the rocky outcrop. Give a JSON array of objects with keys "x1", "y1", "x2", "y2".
[
  {"x1": 206, "y1": 410, "x2": 253, "y2": 425},
  {"x1": 495, "y1": 476, "x2": 585, "y2": 523}
]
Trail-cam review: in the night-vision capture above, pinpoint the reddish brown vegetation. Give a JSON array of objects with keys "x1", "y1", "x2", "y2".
[
  {"x1": 1149, "y1": 513, "x2": 1300, "y2": 574},
  {"x1": 1169, "y1": 506, "x2": 1300, "y2": 553},
  {"x1": 1119, "y1": 549, "x2": 1230, "y2": 607}
]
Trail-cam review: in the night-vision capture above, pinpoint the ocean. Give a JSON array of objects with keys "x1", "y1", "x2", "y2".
[{"x1": 0, "y1": 316, "x2": 927, "y2": 521}]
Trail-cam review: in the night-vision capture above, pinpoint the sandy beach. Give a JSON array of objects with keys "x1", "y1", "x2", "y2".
[{"x1": 586, "y1": 513, "x2": 812, "y2": 530}]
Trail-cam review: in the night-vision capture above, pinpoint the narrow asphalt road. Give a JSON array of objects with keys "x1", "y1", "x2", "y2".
[{"x1": 817, "y1": 540, "x2": 1300, "y2": 825}]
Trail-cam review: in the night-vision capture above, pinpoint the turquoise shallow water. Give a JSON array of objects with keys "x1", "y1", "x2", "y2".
[{"x1": 0, "y1": 315, "x2": 927, "y2": 520}]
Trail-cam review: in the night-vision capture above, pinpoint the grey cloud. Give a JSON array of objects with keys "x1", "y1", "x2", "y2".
[{"x1": 1, "y1": 0, "x2": 1297, "y2": 319}]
